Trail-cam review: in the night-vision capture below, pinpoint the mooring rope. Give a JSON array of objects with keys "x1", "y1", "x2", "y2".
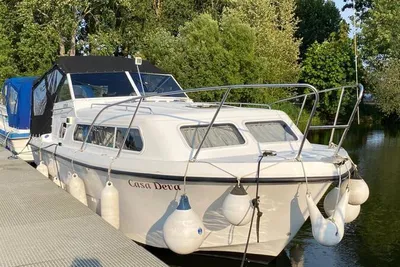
[
  {"x1": 299, "y1": 159, "x2": 309, "y2": 194},
  {"x1": 240, "y1": 152, "x2": 265, "y2": 267}
]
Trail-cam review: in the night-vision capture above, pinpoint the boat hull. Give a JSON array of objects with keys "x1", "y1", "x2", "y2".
[
  {"x1": 33, "y1": 148, "x2": 331, "y2": 259},
  {"x1": 0, "y1": 133, "x2": 33, "y2": 162}
]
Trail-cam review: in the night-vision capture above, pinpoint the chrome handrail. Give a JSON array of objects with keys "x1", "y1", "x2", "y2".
[
  {"x1": 268, "y1": 84, "x2": 364, "y2": 156},
  {"x1": 80, "y1": 96, "x2": 142, "y2": 151},
  {"x1": 334, "y1": 84, "x2": 364, "y2": 155},
  {"x1": 90, "y1": 103, "x2": 154, "y2": 114},
  {"x1": 79, "y1": 83, "x2": 319, "y2": 161}
]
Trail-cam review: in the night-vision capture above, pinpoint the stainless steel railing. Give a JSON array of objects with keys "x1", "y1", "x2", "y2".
[
  {"x1": 268, "y1": 84, "x2": 364, "y2": 156},
  {"x1": 80, "y1": 83, "x2": 319, "y2": 161}
]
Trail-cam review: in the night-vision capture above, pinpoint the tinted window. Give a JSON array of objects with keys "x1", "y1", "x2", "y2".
[
  {"x1": 181, "y1": 124, "x2": 245, "y2": 149},
  {"x1": 246, "y1": 121, "x2": 297, "y2": 142},
  {"x1": 130, "y1": 73, "x2": 185, "y2": 97},
  {"x1": 57, "y1": 80, "x2": 72, "y2": 102},
  {"x1": 115, "y1": 128, "x2": 143, "y2": 152},
  {"x1": 70, "y1": 72, "x2": 136, "y2": 98},
  {"x1": 74, "y1": 124, "x2": 115, "y2": 147},
  {"x1": 33, "y1": 79, "x2": 47, "y2": 116},
  {"x1": 7, "y1": 85, "x2": 18, "y2": 114},
  {"x1": 47, "y1": 69, "x2": 63, "y2": 94},
  {"x1": 59, "y1": 123, "x2": 67, "y2": 139}
]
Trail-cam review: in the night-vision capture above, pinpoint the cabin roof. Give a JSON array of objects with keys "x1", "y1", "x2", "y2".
[{"x1": 55, "y1": 56, "x2": 166, "y2": 74}]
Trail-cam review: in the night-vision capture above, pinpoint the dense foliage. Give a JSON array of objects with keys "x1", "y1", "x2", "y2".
[
  {"x1": 301, "y1": 23, "x2": 356, "y2": 119},
  {"x1": 295, "y1": 0, "x2": 341, "y2": 59},
  {"x1": 360, "y1": 0, "x2": 400, "y2": 118},
  {"x1": 0, "y1": 0, "x2": 371, "y2": 123}
]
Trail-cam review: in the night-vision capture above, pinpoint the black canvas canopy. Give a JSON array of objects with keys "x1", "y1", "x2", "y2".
[
  {"x1": 30, "y1": 56, "x2": 165, "y2": 136},
  {"x1": 55, "y1": 56, "x2": 166, "y2": 74}
]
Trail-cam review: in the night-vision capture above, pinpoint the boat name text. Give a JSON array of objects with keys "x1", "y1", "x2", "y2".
[{"x1": 128, "y1": 180, "x2": 181, "y2": 191}]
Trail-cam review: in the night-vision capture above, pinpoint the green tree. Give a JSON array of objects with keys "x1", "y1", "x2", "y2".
[
  {"x1": 370, "y1": 60, "x2": 400, "y2": 116},
  {"x1": 342, "y1": 0, "x2": 373, "y2": 19},
  {"x1": 360, "y1": 0, "x2": 400, "y2": 118},
  {"x1": 228, "y1": 0, "x2": 301, "y2": 83},
  {"x1": 361, "y1": 0, "x2": 400, "y2": 67},
  {"x1": 143, "y1": 13, "x2": 261, "y2": 102},
  {"x1": 295, "y1": 0, "x2": 342, "y2": 59},
  {"x1": 301, "y1": 23, "x2": 356, "y2": 119},
  {"x1": 0, "y1": 2, "x2": 17, "y2": 83},
  {"x1": 143, "y1": 0, "x2": 302, "y2": 104}
]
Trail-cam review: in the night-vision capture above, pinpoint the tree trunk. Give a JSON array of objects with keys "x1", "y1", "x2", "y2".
[
  {"x1": 154, "y1": 0, "x2": 162, "y2": 18},
  {"x1": 69, "y1": 31, "x2": 76, "y2": 56},
  {"x1": 59, "y1": 37, "x2": 65, "y2": 56}
]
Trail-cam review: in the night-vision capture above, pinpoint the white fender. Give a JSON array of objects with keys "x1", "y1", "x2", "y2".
[
  {"x1": 52, "y1": 176, "x2": 61, "y2": 187},
  {"x1": 340, "y1": 179, "x2": 369, "y2": 205},
  {"x1": 306, "y1": 189, "x2": 349, "y2": 246},
  {"x1": 345, "y1": 204, "x2": 361, "y2": 223},
  {"x1": 101, "y1": 181, "x2": 120, "y2": 229},
  {"x1": 222, "y1": 184, "x2": 253, "y2": 226},
  {"x1": 163, "y1": 195, "x2": 204, "y2": 254},
  {"x1": 323, "y1": 187, "x2": 340, "y2": 217},
  {"x1": 48, "y1": 158, "x2": 58, "y2": 178},
  {"x1": 36, "y1": 161, "x2": 49, "y2": 178},
  {"x1": 67, "y1": 173, "x2": 88, "y2": 206}
]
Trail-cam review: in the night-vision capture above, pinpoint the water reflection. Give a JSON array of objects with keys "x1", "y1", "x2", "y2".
[{"x1": 283, "y1": 126, "x2": 400, "y2": 267}]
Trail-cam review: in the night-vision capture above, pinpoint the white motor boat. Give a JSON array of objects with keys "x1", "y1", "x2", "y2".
[
  {"x1": 0, "y1": 77, "x2": 36, "y2": 162},
  {"x1": 29, "y1": 56, "x2": 364, "y2": 263}
]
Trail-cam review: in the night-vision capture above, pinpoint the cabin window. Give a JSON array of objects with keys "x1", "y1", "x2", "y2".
[
  {"x1": 70, "y1": 72, "x2": 135, "y2": 98},
  {"x1": 59, "y1": 123, "x2": 67, "y2": 139},
  {"x1": 33, "y1": 79, "x2": 47, "y2": 116},
  {"x1": 7, "y1": 85, "x2": 18, "y2": 114},
  {"x1": 115, "y1": 128, "x2": 143, "y2": 152},
  {"x1": 57, "y1": 80, "x2": 72, "y2": 102},
  {"x1": 181, "y1": 124, "x2": 245, "y2": 149},
  {"x1": 245, "y1": 121, "x2": 298, "y2": 142},
  {"x1": 74, "y1": 124, "x2": 115, "y2": 147},
  {"x1": 47, "y1": 69, "x2": 63, "y2": 94}
]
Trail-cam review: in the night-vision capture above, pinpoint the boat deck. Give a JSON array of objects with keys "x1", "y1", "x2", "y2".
[{"x1": 0, "y1": 147, "x2": 167, "y2": 267}]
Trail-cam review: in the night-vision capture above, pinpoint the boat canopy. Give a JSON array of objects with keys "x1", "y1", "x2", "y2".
[
  {"x1": 30, "y1": 56, "x2": 182, "y2": 136},
  {"x1": 2, "y1": 77, "x2": 37, "y2": 129}
]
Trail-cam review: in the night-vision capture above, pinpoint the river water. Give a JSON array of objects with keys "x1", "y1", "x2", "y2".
[{"x1": 284, "y1": 126, "x2": 400, "y2": 267}]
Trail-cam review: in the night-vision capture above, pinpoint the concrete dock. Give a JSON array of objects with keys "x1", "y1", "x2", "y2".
[{"x1": 0, "y1": 147, "x2": 167, "y2": 267}]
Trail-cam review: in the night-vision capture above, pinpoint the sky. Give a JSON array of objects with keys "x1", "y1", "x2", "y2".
[{"x1": 333, "y1": 0, "x2": 357, "y2": 35}]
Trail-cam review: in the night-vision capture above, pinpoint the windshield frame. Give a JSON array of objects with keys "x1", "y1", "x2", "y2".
[
  {"x1": 68, "y1": 71, "x2": 138, "y2": 100},
  {"x1": 128, "y1": 72, "x2": 188, "y2": 98}
]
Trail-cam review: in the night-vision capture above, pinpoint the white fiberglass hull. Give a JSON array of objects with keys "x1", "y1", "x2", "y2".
[
  {"x1": 33, "y1": 148, "x2": 335, "y2": 258},
  {"x1": 0, "y1": 134, "x2": 33, "y2": 162}
]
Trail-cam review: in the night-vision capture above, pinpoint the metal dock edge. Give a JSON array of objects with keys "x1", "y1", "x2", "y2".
[{"x1": 0, "y1": 148, "x2": 167, "y2": 267}]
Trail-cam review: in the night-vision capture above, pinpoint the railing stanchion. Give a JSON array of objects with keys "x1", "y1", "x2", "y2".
[
  {"x1": 115, "y1": 98, "x2": 143, "y2": 159},
  {"x1": 295, "y1": 85, "x2": 319, "y2": 160},
  {"x1": 329, "y1": 87, "x2": 345, "y2": 145},
  {"x1": 191, "y1": 88, "x2": 232, "y2": 161},
  {"x1": 80, "y1": 96, "x2": 142, "y2": 151},
  {"x1": 334, "y1": 84, "x2": 364, "y2": 155},
  {"x1": 296, "y1": 95, "x2": 308, "y2": 127}
]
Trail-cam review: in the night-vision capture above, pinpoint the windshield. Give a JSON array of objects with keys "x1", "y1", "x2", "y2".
[
  {"x1": 129, "y1": 72, "x2": 186, "y2": 97},
  {"x1": 70, "y1": 72, "x2": 135, "y2": 98}
]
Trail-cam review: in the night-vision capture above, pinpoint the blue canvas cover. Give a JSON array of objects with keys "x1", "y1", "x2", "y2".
[{"x1": 3, "y1": 77, "x2": 37, "y2": 129}]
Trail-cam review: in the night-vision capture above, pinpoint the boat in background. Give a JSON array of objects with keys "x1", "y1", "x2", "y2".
[{"x1": 0, "y1": 77, "x2": 36, "y2": 161}]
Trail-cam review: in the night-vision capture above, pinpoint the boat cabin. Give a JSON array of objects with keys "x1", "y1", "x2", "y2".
[
  {"x1": 30, "y1": 56, "x2": 187, "y2": 137},
  {"x1": 1, "y1": 77, "x2": 37, "y2": 130}
]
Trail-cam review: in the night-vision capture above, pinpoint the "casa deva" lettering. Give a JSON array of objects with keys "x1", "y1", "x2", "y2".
[{"x1": 128, "y1": 180, "x2": 181, "y2": 191}]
